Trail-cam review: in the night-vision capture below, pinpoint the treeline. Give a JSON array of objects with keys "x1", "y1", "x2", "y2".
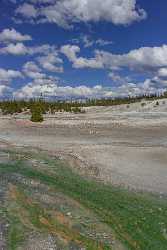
[
  {"x1": 0, "y1": 99, "x2": 85, "y2": 115},
  {"x1": 0, "y1": 92, "x2": 166, "y2": 116},
  {"x1": 84, "y1": 92, "x2": 167, "y2": 107}
]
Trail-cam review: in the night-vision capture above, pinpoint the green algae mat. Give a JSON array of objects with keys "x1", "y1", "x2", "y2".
[{"x1": 0, "y1": 148, "x2": 166, "y2": 250}]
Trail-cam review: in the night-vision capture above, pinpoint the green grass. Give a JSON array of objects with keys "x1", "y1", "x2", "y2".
[{"x1": 1, "y1": 152, "x2": 167, "y2": 250}]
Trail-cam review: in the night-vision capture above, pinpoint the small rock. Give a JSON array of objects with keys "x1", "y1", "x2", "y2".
[{"x1": 67, "y1": 212, "x2": 72, "y2": 217}]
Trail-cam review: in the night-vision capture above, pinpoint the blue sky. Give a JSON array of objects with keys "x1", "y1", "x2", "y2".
[{"x1": 0, "y1": 0, "x2": 167, "y2": 99}]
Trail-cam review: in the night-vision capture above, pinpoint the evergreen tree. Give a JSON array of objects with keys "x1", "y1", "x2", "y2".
[{"x1": 30, "y1": 104, "x2": 44, "y2": 122}]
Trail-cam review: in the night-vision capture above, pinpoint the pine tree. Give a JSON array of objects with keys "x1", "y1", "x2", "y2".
[{"x1": 30, "y1": 104, "x2": 44, "y2": 122}]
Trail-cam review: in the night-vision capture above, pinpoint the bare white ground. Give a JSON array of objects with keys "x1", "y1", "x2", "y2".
[{"x1": 0, "y1": 99, "x2": 167, "y2": 194}]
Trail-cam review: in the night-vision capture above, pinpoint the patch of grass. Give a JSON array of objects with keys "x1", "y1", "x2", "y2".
[{"x1": 0, "y1": 152, "x2": 167, "y2": 250}]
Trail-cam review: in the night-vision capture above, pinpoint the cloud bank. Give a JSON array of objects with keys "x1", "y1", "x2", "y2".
[{"x1": 15, "y1": 0, "x2": 147, "y2": 28}]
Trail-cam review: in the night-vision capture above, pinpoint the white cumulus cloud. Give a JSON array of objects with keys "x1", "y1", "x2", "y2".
[
  {"x1": 23, "y1": 61, "x2": 46, "y2": 79},
  {"x1": 0, "y1": 28, "x2": 32, "y2": 43},
  {"x1": 96, "y1": 45, "x2": 167, "y2": 73},
  {"x1": 14, "y1": 81, "x2": 114, "y2": 99},
  {"x1": 16, "y1": 3, "x2": 38, "y2": 18},
  {"x1": 61, "y1": 45, "x2": 103, "y2": 69},
  {"x1": 0, "y1": 68, "x2": 23, "y2": 85},
  {"x1": 0, "y1": 85, "x2": 12, "y2": 98},
  {"x1": 0, "y1": 43, "x2": 57, "y2": 56},
  {"x1": 15, "y1": 0, "x2": 147, "y2": 28},
  {"x1": 37, "y1": 53, "x2": 63, "y2": 73},
  {"x1": 0, "y1": 43, "x2": 28, "y2": 55},
  {"x1": 61, "y1": 44, "x2": 167, "y2": 76}
]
